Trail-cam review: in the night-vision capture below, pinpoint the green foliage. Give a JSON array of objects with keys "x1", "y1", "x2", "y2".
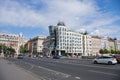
[
  {"x1": 7, "y1": 47, "x2": 16, "y2": 55},
  {"x1": 110, "y1": 49, "x2": 114, "y2": 54},
  {"x1": 99, "y1": 49, "x2": 104, "y2": 54},
  {"x1": 0, "y1": 44, "x2": 16, "y2": 55},
  {"x1": 19, "y1": 45, "x2": 25, "y2": 53},
  {"x1": 99, "y1": 49, "x2": 109, "y2": 54},
  {"x1": 104, "y1": 49, "x2": 109, "y2": 54},
  {"x1": 0, "y1": 44, "x2": 7, "y2": 54},
  {"x1": 99, "y1": 49, "x2": 120, "y2": 54},
  {"x1": 114, "y1": 50, "x2": 120, "y2": 54}
]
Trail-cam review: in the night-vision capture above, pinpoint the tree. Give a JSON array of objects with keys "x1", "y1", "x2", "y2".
[
  {"x1": 99, "y1": 49, "x2": 109, "y2": 54},
  {"x1": 0, "y1": 44, "x2": 16, "y2": 55},
  {"x1": 19, "y1": 45, "x2": 25, "y2": 53},
  {"x1": 7, "y1": 47, "x2": 16, "y2": 55},
  {"x1": 0, "y1": 44, "x2": 7, "y2": 54},
  {"x1": 104, "y1": 49, "x2": 109, "y2": 54},
  {"x1": 115, "y1": 50, "x2": 120, "y2": 54},
  {"x1": 110, "y1": 49, "x2": 115, "y2": 54},
  {"x1": 118, "y1": 51, "x2": 120, "y2": 54},
  {"x1": 99, "y1": 49, "x2": 104, "y2": 54},
  {"x1": 3, "y1": 44, "x2": 8, "y2": 54}
]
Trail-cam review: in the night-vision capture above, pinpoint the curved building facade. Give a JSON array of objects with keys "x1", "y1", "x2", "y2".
[{"x1": 48, "y1": 22, "x2": 83, "y2": 56}]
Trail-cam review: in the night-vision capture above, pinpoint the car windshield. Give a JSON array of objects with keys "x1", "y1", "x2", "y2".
[
  {"x1": 18, "y1": 54, "x2": 23, "y2": 56},
  {"x1": 103, "y1": 56, "x2": 114, "y2": 58}
]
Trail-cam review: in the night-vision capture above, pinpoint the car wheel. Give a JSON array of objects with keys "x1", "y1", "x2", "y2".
[
  {"x1": 94, "y1": 61, "x2": 97, "y2": 64},
  {"x1": 108, "y1": 61, "x2": 112, "y2": 65}
]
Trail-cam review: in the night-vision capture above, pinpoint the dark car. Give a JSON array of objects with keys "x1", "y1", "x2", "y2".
[
  {"x1": 17, "y1": 54, "x2": 24, "y2": 59},
  {"x1": 53, "y1": 55, "x2": 61, "y2": 59}
]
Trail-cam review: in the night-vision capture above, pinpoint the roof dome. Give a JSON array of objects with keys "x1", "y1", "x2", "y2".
[{"x1": 57, "y1": 22, "x2": 65, "y2": 26}]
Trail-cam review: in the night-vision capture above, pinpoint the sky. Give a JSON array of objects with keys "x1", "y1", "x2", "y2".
[{"x1": 0, "y1": 0, "x2": 120, "y2": 41}]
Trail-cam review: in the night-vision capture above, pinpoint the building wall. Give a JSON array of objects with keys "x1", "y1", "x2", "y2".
[
  {"x1": 42, "y1": 36, "x2": 52, "y2": 56},
  {"x1": 83, "y1": 35, "x2": 92, "y2": 56},
  {"x1": 37, "y1": 38, "x2": 45, "y2": 53},
  {"x1": 32, "y1": 40, "x2": 37, "y2": 54},
  {"x1": 24, "y1": 41, "x2": 31, "y2": 52},
  {"x1": 91, "y1": 36, "x2": 102, "y2": 56},
  {"x1": 117, "y1": 40, "x2": 120, "y2": 50},
  {"x1": 108, "y1": 38, "x2": 115, "y2": 51},
  {"x1": 56, "y1": 24, "x2": 83, "y2": 56},
  {"x1": 101, "y1": 37, "x2": 109, "y2": 49},
  {"x1": 49, "y1": 22, "x2": 83, "y2": 56},
  {"x1": 26, "y1": 36, "x2": 46, "y2": 55},
  {"x1": 48, "y1": 22, "x2": 120, "y2": 56},
  {"x1": 56, "y1": 25, "x2": 67, "y2": 52},
  {"x1": 65, "y1": 30, "x2": 83, "y2": 55},
  {"x1": 0, "y1": 33, "x2": 24, "y2": 54}
]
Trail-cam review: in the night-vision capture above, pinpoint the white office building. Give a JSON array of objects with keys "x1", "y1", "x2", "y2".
[{"x1": 49, "y1": 22, "x2": 83, "y2": 56}]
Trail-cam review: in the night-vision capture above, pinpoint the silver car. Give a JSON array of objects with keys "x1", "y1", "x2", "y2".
[{"x1": 93, "y1": 56, "x2": 117, "y2": 65}]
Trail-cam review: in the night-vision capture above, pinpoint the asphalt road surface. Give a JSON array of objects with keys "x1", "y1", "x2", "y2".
[{"x1": 6, "y1": 57, "x2": 120, "y2": 80}]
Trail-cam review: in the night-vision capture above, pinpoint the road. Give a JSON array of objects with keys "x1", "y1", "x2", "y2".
[{"x1": 6, "y1": 57, "x2": 120, "y2": 80}]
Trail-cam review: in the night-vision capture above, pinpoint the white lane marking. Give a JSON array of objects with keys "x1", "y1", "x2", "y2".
[
  {"x1": 88, "y1": 70, "x2": 118, "y2": 76},
  {"x1": 23, "y1": 61, "x2": 35, "y2": 70},
  {"x1": 38, "y1": 66, "x2": 71, "y2": 78},
  {"x1": 20, "y1": 60, "x2": 71, "y2": 78},
  {"x1": 28, "y1": 65, "x2": 34, "y2": 70},
  {"x1": 75, "y1": 76, "x2": 80, "y2": 79}
]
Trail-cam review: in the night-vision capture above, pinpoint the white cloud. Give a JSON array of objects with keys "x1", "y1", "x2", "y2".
[
  {"x1": 0, "y1": 0, "x2": 45, "y2": 27},
  {"x1": 90, "y1": 29, "x2": 113, "y2": 36},
  {"x1": 91, "y1": 29, "x2": 100, "y2": 35},
  {"x1": 88, "y1": 16, "x2": 120, "y2": 27},
  {"x1": 0, "y1": 0, "x2": 98, "y2": 27},
  {"x1": 90, "y1": 25, "x2": 120, "y2": 38},
  {"x1": 0, "y1": 0, "x2": 120, "y2": 37}
]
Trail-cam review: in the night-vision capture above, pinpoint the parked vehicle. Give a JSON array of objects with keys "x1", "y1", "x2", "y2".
[
  {"x1": 39, "y1": 55, "x2": 43, "y2": 58},
  {"x1": 113, "y1": 55, "x2": 120, "y2": 63},
  {"x1": 93, "y1": 56, "x2": 117, "y2": 65},
  {"x1": 46, "y1": 55, "x2": 51, "y2": 58},
  {"x1": 28, "y1": 54, "x2": 32, "y2": 58},
  {"x1": 17, "y1": 54, "x2": 24, "y2": 59},
  {"x1": 53, "y1": 55, "x2": 61, "y2": 59}
]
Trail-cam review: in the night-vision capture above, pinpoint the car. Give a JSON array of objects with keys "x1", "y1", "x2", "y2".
[
  {"x1": 113, "y1": 55, "x2": 120, "y2": 63},
  {"x1": 93, "y1": 56, "x2": 117, "y2": 65},
  {"x1": 39, "y1": 55, "x2": 43, "y2": 58},
  {"x1": 46, "y1": 55, "x2": 51, "y2": 58},
  {"x1": 17, "y1": 54, "x2": 24, "y2": 59},
  {"x1": 53, "y1": 55, "x2": 61, "y2": 59}
]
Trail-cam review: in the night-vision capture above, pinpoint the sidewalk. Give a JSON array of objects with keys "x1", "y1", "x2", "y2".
[{"x1": 0, "y1": 59, "x2": 42, "y2": 80}]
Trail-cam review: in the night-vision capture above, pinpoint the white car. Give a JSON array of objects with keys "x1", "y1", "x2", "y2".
[{"x1": 93, "y1": 56, "x2": 117, "y2": 65}]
